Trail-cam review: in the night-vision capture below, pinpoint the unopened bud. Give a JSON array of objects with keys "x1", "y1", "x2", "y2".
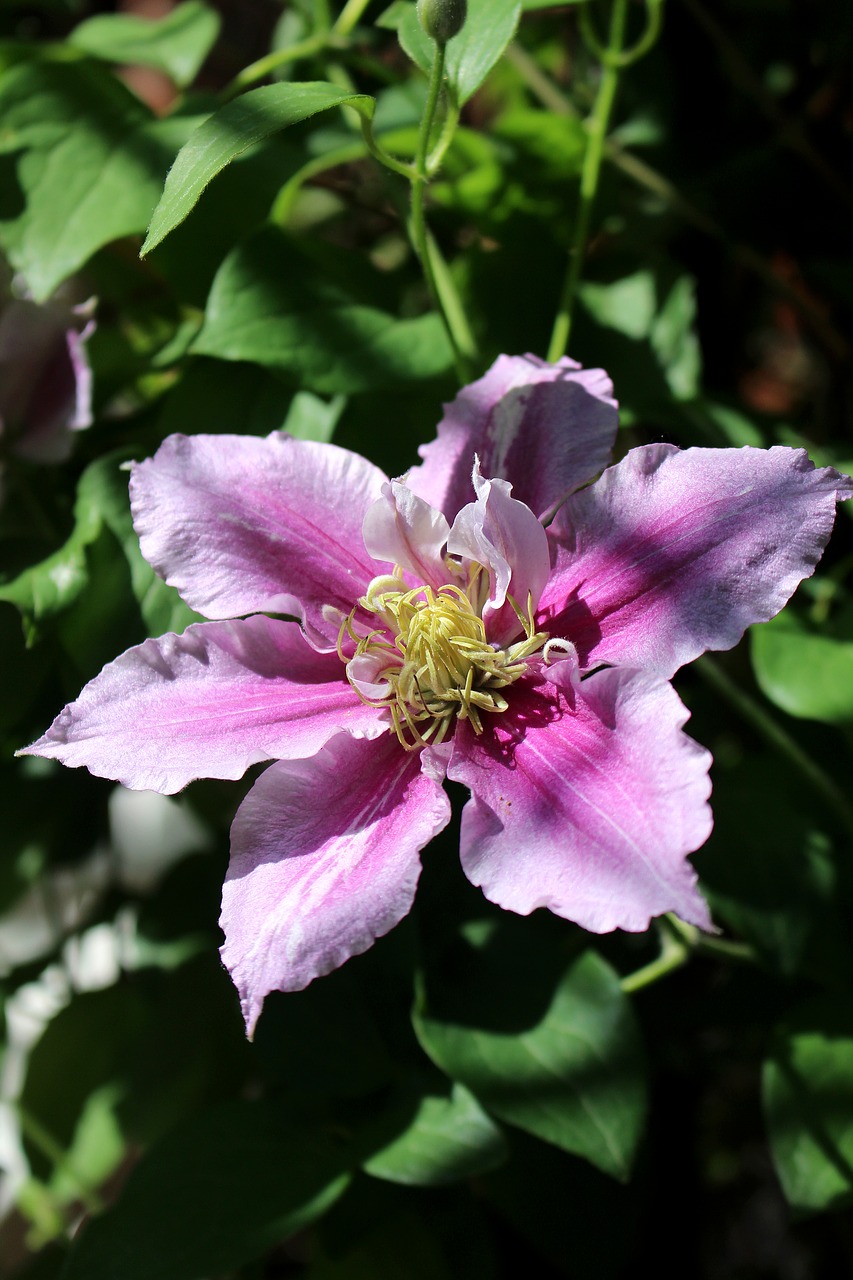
[{"x1": 416, "y1": 0, "x2": 467, "y2": 44}]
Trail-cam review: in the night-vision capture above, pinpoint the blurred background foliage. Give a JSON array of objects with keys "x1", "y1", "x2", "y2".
[{"x1": 0, "y1": 0, "x2": 853, "y2": 1276}]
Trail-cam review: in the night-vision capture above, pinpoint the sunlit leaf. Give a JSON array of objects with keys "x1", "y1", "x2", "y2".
[
  {"x1": 141, "y1": 82, "x2": 376, "y2": 254},
  {"x1": 363, "y1": 1083, "x2": 507, "y2": 1186},
  {"x1": 764, "y1": 1000, "x2": 853, "y2": 1213},
  {"x1": 193, "y1": 227, "x2": 453, "y2": 393},
  {"x1": 69, "y1": 1, "x2": 220, "y2": 88},
  {"x1": 0, "y1": 59, "x2": 198, "y2": 298},
  {"x1": 751, "y1": 609, "x2": 853, "y2": 725},
  {"x1": 414, "y1": 945, "x2": 647, "y2": 1180}
]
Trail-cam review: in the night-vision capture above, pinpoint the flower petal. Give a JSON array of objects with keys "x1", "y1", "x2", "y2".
[
  {"x1": 220, "y1": 733, "x2": 451, "y2": 1034},
  {"x1": 407, "y1": 353, "x2": 618, "y2": 521},
  {"x1": 130, "y1": 433, "x2": 391, "y2": 647},
  {"x1": 540, "y1": 445, "x2": 853, "y2": 677},
  {"x1": 362, "y1": 480, "x2": 450, "y2": 588},
  {"x1": 449, "y1": 668, "x2": 713, "y2": 933},
  {"x1": 448, "y1": 464, "x2": 550, "y2": 646},
  {"x1": 21, "y1": 617, "x2": 383, "y2": 793},
  {"x1": 0, "y1": 295, "x2": 94, "y2": 462}
]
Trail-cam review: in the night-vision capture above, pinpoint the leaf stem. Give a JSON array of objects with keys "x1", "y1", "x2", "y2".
[
  {"x1": 410, "y1": 42, "x2": 474, "y2": 381},
  {"x1": 224, "y1": 0, "x2": 372, "y2": 97},
  {"x1": 16, "y1": 1104, "x2": 106, "y2": 1217},
  {"x1": 225, "y1": 32, "x2": 341, "y2": 97},
  {"x1": 547, "y1": 0, "x2": 630, "y2": 362},
  {"x1": 620, "y1": 919, "x2": 689, "y2": 993},
  {"x1": 695, "y1": 655, "x2": 853, "y2": 840},
  {"x1": 333, "y1": 0, "x2": 374, "y2": 38},
  {"x1": 620, "y1": 913, "x2": 757, "y2": 994}
]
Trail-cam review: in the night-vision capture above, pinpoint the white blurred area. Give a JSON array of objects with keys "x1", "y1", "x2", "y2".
[{"x1": 0, "y1": 785, "x2": 212, "y2": 1222}]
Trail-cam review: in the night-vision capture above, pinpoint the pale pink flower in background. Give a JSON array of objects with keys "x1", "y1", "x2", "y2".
[
  {"x1": 22, "y1": 355, "x2": 853, "y2": 1033},
  {"x1": 0, "y1": 267, "x2": 94, "y2": 466}
]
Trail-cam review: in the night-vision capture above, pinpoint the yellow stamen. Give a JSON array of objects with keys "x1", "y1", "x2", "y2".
[{"x1": 338, "y1": 572, "x2": 551, "y2": 750}]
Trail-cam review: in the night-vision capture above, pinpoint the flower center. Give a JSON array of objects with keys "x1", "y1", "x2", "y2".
[{"x1": 339, "y1": 572, "x2": 550, "y2": 750}]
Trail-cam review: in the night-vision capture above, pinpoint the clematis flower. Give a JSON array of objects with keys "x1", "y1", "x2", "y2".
[
  {"x1": 22, "y1": 355, "x2": 852, "y2": 1033},
  {"x1": 0, "y1": 264, "x2": 94, "y2": 467}
]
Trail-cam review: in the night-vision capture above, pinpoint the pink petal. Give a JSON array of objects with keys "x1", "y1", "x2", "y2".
[
  {"x1": 407, "y1": 353, "x2": 618, "y2": 521},
  {"x1": 448, "y1": 668, "x2": 713, "y2": 933},
  {"x1": 540, "y1": 445, "x2": 853, "y2": 678},
  {"x1": 447, "y1": 464, "x2": 550, "y2": 646},
  {"x1": 130, "y1": 433, "x2": 391, "y2": 648},
  {"x1": 220, "y1": 733, "x2": 451, "y2": 1034},
  {"x1": 21, "y1": 617, "x2": 383, "y2": 793},
  {"x1": 0, "y1": 295, "x2": 94, "y2": 463},
  {"x1": 361, "y1": 480, "x2": 450, "y2": 588}
]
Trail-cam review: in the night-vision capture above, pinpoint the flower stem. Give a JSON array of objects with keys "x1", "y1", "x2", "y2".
[
  {"x1": 620, "y1": 913, "x2": 757, "y2": 994},
  {"x1": 508, "y1": 41, "x2": 848, "y2": 362},
  {"x1": 410, "y1": 42, "x2": 475, "y2": 382},
  {"x1": 547, "y1": 0, "x2": 630, "y2": 363},
  {"x1": 695, "y1": 655, "x2": 853, "y2": 841},
  {"x1": 620, "y1": 919, "x2": 690, "y2": 993},
  {"x1": 333, "y1": 0, "x2": 374, "y2": 38}
]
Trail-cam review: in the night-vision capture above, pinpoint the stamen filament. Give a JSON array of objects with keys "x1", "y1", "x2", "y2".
[{"x1": 338, "y1": 573, "x2": 557, "y2": 750}]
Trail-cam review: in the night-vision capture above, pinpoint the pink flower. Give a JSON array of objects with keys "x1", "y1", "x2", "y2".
[
  {"x1": 22, "y1": 355, "x2": 853, "y2": 1033},
  {"x1": 0, "y1": 269, "x2": 94, "y2": 465}
]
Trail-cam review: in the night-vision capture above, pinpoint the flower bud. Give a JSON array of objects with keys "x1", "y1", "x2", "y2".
[{"x1": 416, "y1": 0, "x2": 467, "y2": 44}]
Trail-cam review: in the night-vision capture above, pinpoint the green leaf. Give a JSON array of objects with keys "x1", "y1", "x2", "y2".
[
  {"x1": 193, "y1": 227, "x2": 453, "y2": 393},
  {"x1": 0, "y1": 456, "x2": 117, "y2": 621},
  {"x1": 141, "y1": 82, "x2": 375, "y2": 254},
  {"x1": 69, "y1": 1, "x2": 221, "y2": 88},
  {"x1": 0, "y1": 451, "x2": 196, "y2": 635},
  {"x1": 87, "y1": 455, "x2": 199, "y2": 637},
  {"x1": 698, "y1": 756, "x2": 853, "y2": 985},
  {"x1": 283, "y1": 390, "x2": 346, "y2": 442},
  {"x1": 579, "y1": 269, "x2": 701, "y2": 402},
  {"x1": 0, "y1": 59, "x2": 199, "y2": 299},
  {"x1": 393, "y1": 0, "x2": 522, "y2": 105},
  {"x1": 580, "y1": 272, "x2": 656, "y2": 340},
  {"x1": 764, "y1": 1000, "x2": 853, "y2": 1213},
  {"x1": 60, "y1": 1100, "x2": 351, "y2": 1280},
  {"x1": 751, "y1": 609, "x2": 853, "y2": 725},
  {"x1": 414, "y1": 947, "x2": 647, "y2": 1180},
  {"x1": 363, "y1": 1083, "x2": 507, "y2": 1186}
]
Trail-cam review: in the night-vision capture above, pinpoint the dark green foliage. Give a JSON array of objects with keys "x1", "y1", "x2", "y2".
[{"x1": 1, "y1": 1, "x2": 852, "y2": 1277}]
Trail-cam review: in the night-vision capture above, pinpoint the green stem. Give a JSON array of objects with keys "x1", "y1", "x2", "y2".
[
  {"x1": 582, "y1": 0, "x2": 664, "y2": 69},
  {"x1": 425, "y1": 227, "x2": 477, "y2": 362},
  {"x1": 224, "y1": 0, "x2": 372, "y2": 98},
  {"x1": 508, "y1": 43, "x2": 847, "y2": 361},
  {"x1": 225, "y1": 31, "x2": 341, "y2": 97},
  {"x1": 410, "y1": 42, "x2": 472, "y2": 381},
  {"x1": 333, "y1": 0, "x2": 374, "y2": 37},
  {"x1": 621, "y1": 913, "x2": 758, "y2": 994},
  {"x1": 547, "y1": 0, "x2": 630, "y2": 362},
  {"x1": 358, "y1": 113, "x2": 418, "y2": 179},
  {"x1": 620, "y1": 920, "x2": 689, "y2": 993},
  {"x1": 271, "y1": 142, "x2": 369, "y2": 226},
  {"x1": 426, "y1": 99, "x2": 460, "y2": 175},
  {"x1": 16, "y1": 1105, "x2": 106, "y2": 1217},
  {"x1": 695, "y1": 655, "x2": 853, "y2": 841},
  {"x1": 665, "y1": 914, "x2": 756, "y2": 965}
]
